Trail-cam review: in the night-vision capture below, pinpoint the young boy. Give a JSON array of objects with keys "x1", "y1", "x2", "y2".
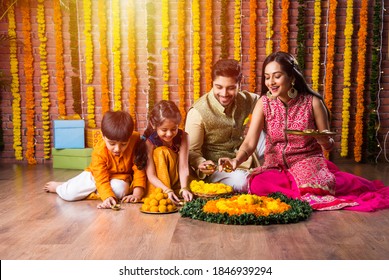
[{"x1": 44, "y1": 111, "x2": 146, "y2": 209}]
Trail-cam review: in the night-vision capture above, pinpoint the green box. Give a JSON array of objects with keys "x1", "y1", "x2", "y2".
[{"x1": 52, "y1": 148, "x2": 93, "y2": 170}]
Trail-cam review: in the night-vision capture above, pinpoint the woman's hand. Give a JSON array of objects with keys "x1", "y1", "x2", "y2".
[{"x1": 217, "y1": 158, "x2": 238, "y2": 172}]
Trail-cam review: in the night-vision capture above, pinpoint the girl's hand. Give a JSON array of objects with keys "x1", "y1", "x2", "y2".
[
  {"x1": 121, "y1": 194, "x2": 142, "y2": 203},
  {"x1": 97, "y1": 196, "x2": 117, "y2": 209},
  {"x1": 180, "y1": 189, "x2": 193, "y2": 202},
  {"x1": 167, "y1": 191, "x2": 181, "y2": 205}
]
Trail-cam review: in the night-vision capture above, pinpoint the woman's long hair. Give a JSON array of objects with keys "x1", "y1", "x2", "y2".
[{"x1": 260, "y1": 51, "x2": 330, "y2": 119}]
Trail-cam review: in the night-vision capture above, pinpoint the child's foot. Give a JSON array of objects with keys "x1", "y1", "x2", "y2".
[{"x1": 43, "y1": 181, "x2": 63, "y2": 193}]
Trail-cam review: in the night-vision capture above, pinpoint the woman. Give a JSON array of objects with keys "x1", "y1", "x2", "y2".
[{"x1": 219, "y1": 51, "x2": 389, "y2": 211}]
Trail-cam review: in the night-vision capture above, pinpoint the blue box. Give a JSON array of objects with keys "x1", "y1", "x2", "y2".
[{"x1": 53, "y1": 120, "x2": 85, "y2": 149}]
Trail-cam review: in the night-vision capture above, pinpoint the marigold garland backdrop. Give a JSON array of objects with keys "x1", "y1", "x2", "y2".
[{"x1": 0, "y1": 0, "x2": 388, "y2": 164}]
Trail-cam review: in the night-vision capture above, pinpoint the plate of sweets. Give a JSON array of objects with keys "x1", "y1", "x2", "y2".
[
  {"x1": 140, "y1": 188, "x2": 179, "y2": 214},
  {"x1": 285, "y1": 129, "x2": 336, "y2": 136},
  {"x1": 189, "y1": 180, "x2": 234, "y2": 198}
]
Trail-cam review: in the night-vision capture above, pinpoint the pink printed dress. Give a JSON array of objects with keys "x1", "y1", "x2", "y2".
[{"x1": 249, "y1": 94, "x2": 389, "y2": 211}]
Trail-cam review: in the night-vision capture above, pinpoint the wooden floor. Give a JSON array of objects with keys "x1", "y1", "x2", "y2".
[{"x1": 1, "y1": 160, "x2": 389, "y2": 260}]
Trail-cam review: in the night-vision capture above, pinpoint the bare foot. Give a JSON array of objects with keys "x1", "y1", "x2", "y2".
[{"x1": 43, "y1": 181, "x2": 63, "y2": 193}]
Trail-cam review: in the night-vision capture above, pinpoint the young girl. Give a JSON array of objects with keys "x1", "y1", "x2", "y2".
[{"x1": 136, "y1": 100, "x2": 193, "y2": 204}]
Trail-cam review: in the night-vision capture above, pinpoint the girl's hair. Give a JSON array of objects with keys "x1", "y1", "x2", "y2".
[
  {"x1": 101, "y1": 111, "x2": 134, "y2": 142},
  {"x1": 260, "y1": 51, "x2": 330, "y2": 118},
  {"x1": 135, "y1": 100, "x2": 181, "y2": 170},
  {"x1": 212, "y1": 59, "x2": 242, "y2": 83}
]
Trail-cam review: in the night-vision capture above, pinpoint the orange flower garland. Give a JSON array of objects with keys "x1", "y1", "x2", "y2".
[
  {"x1": 354, "y1": 0, "x2": 368, "y2": 162},
  {"x1": 8, "y1": 5, "x2": 22, "y2": 160},
  {"x1": 128, "y1": 0, "x2": 137, "y2": 124},
  {"x1": 192, "y1": 0, "x2": 201, "y2": 101},
  {"x1": 340, "y1": 0, "x2": 354, "y2": 157},
  {"x1": 53, "y1": 0, "x2": 66, "y2": 117},
  {"x1": 98, "y1": 0, "x2": 110, "y2": 114},
  {"x1": 233, "y1": 0, "x2": 241, "y2": 61},
  {"x1": 324, "y1": 0, "x2": 337, "y2": 113},
  {"x1": 177, "y1": 0, "x2": 186, "y2": 128},
  {"x1": 248, "y1": 0, "x2": 257, "y2": 92},
  {"x1": 323, "y1": 0, "x2": 337, "y2": 160},
  {"x1": 22, "y1": 2, "x2": 36, "y2": 164},
  {"x1": 312, "y1": 0, "x2": 321, "y2": 92},
  {"x1": 280, "y1": 0, "x2": 289, "y2": 52},
  {"x1": 204, "y1": 0, "x2": 213, "y2": 92},
  {"x1": 37, "y1": 0, "x2": 51, "y2": 159},
  {"x1": 265, "y1": 0, "x2": 274, "y2": 56},
  {"x1": 162, "y1": 0, "x2": 170, "y2": 100}
]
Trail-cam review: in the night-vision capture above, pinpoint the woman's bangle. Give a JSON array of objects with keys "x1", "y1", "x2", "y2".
[
  {"x1": 179, "y1": 187, "x2": 190, "y2": 196},
  {"x1": 238, "y1": 149, "x2": 250, "y2": 161}
]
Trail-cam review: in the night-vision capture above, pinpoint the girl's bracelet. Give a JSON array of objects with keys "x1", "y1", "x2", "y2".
[
  {"x1": 163, "y1": 188, "x2": 174, "y2": 194},
  {"x1": 179, "y1": 187, "x2": 190, "y2": 196}
]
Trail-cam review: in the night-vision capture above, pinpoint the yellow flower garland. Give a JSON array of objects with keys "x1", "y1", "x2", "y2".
[
  {"x1": 112, "y1": 0, "x2": 122, "y2": 111},
  {"x1": 312, "y1": 0, "x2": 321, "y2": 92},
  {"x1": 177, "y1": 0, "x2": 186, "y2": 128},
  {"x1": 190, "y1": 180, "x2": 233, "y2": 195},
  {"x1": 340, "y1": 0, "x2": 354, "y2": 157},
  {"x1": 22, "y1": 2, "x2": 36, "y2": 164},
  {"x1": 233, "y1": 0, "x2": 241, "y2": 61},
  {"x1": 192, "y1": 0, "x2": 201, "y2": 101},
  {"x1": 248, "y1": 0, "x2": 257, "y2": 92},
  {"x1": 37, "y1": 0, "x2": 51, "y2": 159},
  {"x1": 54, "y1": 0, "x2": 66, "y2": 117},
  {"x1": 205, "y1": 0, "x2": 213, "y2": 92},
  {"x1": 280, "y1": 0, "x2": 289, "y2": 52},
  {"x1": 203, "y1": 194, "x2": 291, "y2": 217},
  {"x1": 8, "y1": 5, "x2": 22, "y2": 160},
  {"x1": 354, "y1": 0, "x2": 368, "y2": 162},
  {"x1": 98, "y1": 0, "x2": 110, "y2": 114},
  {"x1": 83, "y1": 0, "x2": 95, "y2": 127},
  {"x1": 86, "y1": 86, "x2": 95, "y2": 128},
  {"x1": 128, "y1": 0, "x2": 137, "y2": 124},
  {"x1": 83, "y1": 0, "x2": 93, "y2": 84},
  {"x1": 162, "y1": 0, "x2": 170, "y2": 100},
  {"x1": 266, "y1": 0, "x2": 274, "y2": 56}
]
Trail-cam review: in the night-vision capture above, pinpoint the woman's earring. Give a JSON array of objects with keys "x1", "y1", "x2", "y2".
[{"x1": 287, "y1": 83, "x2": 298, "y2": 99}]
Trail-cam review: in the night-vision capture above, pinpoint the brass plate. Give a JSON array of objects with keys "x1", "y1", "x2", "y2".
[{"x1": 285, "y1": 129, "x2": 336, "y2": 136}]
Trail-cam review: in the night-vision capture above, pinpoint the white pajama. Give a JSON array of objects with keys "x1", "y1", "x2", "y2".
[
  {"x1": 207, "y1": 131, "x2": 266, "y2": 193},
  {"x1": 56, "y1": 171, "x2": 130, "y2": 201}
]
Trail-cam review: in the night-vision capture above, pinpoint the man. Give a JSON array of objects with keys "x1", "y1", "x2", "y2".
[{"x1": 185, "y1": 59, "x2": 265, "y2": 192}]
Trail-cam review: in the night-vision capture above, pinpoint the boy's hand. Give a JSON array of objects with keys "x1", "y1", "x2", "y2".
[
  {"x1": 121, "y1": 194, "x2": 141, "y2": 203},
  {"x1": 97, "y1": 196, "x2": 117, "y2": 209}
]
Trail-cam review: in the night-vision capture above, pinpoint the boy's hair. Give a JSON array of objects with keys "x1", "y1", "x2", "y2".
[
  {"x1": 212, "y1": 59, "x2": 242, "y2": 83},
  {"x1": 101, "y1": 111, "x2": 134, "y2": 142}
]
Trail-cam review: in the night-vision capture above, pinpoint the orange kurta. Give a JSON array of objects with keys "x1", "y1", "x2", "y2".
[{"x1": 86, "y1": 131, "x2": 146, "y2": 201}]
